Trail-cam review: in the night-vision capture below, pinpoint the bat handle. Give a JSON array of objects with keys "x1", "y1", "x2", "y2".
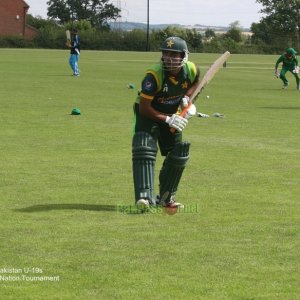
[{"x1": 169, "y1": 103, "x2": 191, "y2": 133}]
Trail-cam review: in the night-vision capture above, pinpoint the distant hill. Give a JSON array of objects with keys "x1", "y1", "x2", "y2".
[{"x1": 109, "y1": 21, "x2": 235, "y2": 32}]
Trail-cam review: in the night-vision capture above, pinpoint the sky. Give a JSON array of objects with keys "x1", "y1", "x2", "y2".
[{"x1": 25, "y1": 0, "x2": 264, "y2": 29}]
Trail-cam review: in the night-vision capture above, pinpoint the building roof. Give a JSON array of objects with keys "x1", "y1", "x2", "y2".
[{"x1": 21, "y1": 0, "x2": 29, "y2": 9}]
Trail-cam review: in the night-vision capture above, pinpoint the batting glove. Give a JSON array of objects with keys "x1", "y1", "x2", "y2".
[
  {"x1": 274, "y1": 70, "x2": 280, "y2": 78},
  {"x1": 293, "y1": 66, "x2": 299, "y2": 74},
  {"x1": 165, "y1": 114, "x2": 188, "y2": 132},
  {"x1": 181, "y1": 95, "x2": 190, "y2": 108}
]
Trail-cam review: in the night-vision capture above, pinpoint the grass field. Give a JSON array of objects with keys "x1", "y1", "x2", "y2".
[{"x1": 0, "y1": 48, "x2": 299, "y2": 300}]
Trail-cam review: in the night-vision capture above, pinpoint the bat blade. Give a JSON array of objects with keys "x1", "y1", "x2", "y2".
[
  {"x1": 190, "y1": 51, "x2": 230, "y2": 104},
  {"x1": 170, "y1": 51, "x2": 230, "y2": 133},
  {"x1": 66, "y1": 30, "x2": 71, "y2": 47},
  {"x1": 66, "y1": 30, "x2": 71, "y2": 41}
]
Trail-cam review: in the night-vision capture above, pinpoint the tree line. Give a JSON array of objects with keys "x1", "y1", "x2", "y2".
[
  {"x1": 0, "y1": 0, "x2": 298, "y2": 54},
  {"x1": 251, "y1": 0, "x2": 300, "y2": 53}
]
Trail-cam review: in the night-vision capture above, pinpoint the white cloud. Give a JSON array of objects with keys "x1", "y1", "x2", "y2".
[{"x1": 26, "y1": 0, "x2": 264, "y2": 28}]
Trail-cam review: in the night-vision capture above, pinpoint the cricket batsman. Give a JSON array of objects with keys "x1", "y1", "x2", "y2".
[
  {"x1": 275, "y1": 47, "x2": 299, "y2": 90},
  {"x1": 132, "y1": 36, "x2": 201, "y2": 210}
]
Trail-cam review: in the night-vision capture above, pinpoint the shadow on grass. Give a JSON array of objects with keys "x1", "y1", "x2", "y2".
[
  {"x1": 259, "y1": 106, "x2": 300, "y2": 110},
  {"x1": 14, "y1": 204, "x2": 117, "y2": 213},
  {"x1": 43, "y1": 74, "x2": 76, "y2": 77}
]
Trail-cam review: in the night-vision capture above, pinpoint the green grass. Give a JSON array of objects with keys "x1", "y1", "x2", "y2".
[{"x1": 0, "y1": 49, "x2": 299, "y2": 299}]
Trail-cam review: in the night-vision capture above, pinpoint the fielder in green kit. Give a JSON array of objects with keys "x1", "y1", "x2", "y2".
[
  {"x1": 275, "y1": 47, "x2": 300, "y2": 90},
  {"x1": 132, "y1": 36, "x2": 202, "y2": 210}
]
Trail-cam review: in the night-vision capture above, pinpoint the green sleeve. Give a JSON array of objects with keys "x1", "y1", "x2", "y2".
[
  {"x1": 294, "y1": 57, "x2": 298, "y2": 66},
  {"x1": 275, "y1": 55, "x2": 283, "y2": 69}
]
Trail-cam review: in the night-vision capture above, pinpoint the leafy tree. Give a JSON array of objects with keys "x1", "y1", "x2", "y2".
[
  {"x1": 229, "y1": 21, "x2": 242, "y2": 30},
  {"x1": 151, "y1": 26, "x2": 202, "y2": 52},
  {"x1": 64, "y1": 20, "x2": 93, "y2": 31},
  {"x1": 225, "y1": 27, "x2": 242, "y2": 43},
  {"x1": 27, "y1": 14, "x2": 59, "y2": 30},
  {"x1": 47, "y1": 0, "x2": 121, "y2": 29},
  {"x1": 205, "y1": 28, "x2": 216, "y2": 39},
  {"x1": 225, "y1": 21, "x2": 242, "y2": 42},
  {"x1": 255, "y1": 0, "x2": 300, "y2": 49},
  {"x1": 251, "y1": 18, "x2": 293, "y2": 53},
  {"x1": 186, "y1": 28, "x2": 203, "y2": 51}
]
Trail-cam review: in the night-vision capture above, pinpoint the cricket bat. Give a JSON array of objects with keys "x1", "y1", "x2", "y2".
[
  {"x1": 66, "y1": 30, "x2": 71, "y2": 47},
  {"x1": 170, "y1": 51, "x2": 230, "y2": 132},
  {"x1": 185, "y1": 51, "x2": 230, "y2": 112}
]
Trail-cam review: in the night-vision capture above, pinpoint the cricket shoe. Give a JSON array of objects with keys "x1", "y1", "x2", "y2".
[
  {"x1": 282, "y1": 83, "x2": 289, "y2": 89},
  {"x1": 162, "y1": 200, "x2": 184, "y2": 215},
  {"x1": 155, "y1": 195, "x2": 184, "y2": 209},
  {"x1": 163, "y1": 200, "x2": 184, "y2": 209}
]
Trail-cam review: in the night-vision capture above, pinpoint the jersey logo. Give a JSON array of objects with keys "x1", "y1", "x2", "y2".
[
  {"x1": 143, "y1": 80, "x2": 153, "y2": 91},
  {"x1": 167, "y1": 40, "x2": 175, "y2": 48},
  {"x1": 181, "y1": 81, "x2": 188, "y2": 89},
  {"x1": 169, "y1": 76, "x2": 178, "y2": 85},
  {"x1": 163, "y1": 83, "x2": 168, "y2": 92}
]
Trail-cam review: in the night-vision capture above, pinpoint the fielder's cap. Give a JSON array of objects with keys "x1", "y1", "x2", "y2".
[
  {"x1": 71, "y1": 108, "x2": 81, "y2": 115},
  {"x1": 286, "y1": 48, "x2": 297, "y2": 55}
]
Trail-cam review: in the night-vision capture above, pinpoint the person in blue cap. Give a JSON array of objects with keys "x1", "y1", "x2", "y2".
[{"x1": 275, "y1": 47, "x2": 299, "y2": 90}]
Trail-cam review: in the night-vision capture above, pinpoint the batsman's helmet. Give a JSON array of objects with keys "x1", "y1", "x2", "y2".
[{"x1": 160, "y1": 37, "x2": 189, "y2": 71}]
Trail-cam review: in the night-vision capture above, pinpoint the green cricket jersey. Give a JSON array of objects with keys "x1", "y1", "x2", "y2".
[
  {"x1": 136, "y1": 62, "x2": 200, "y2": 115},
  {"x1": 275, "y1": 54, "x2": 298, "y2": 70}
]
